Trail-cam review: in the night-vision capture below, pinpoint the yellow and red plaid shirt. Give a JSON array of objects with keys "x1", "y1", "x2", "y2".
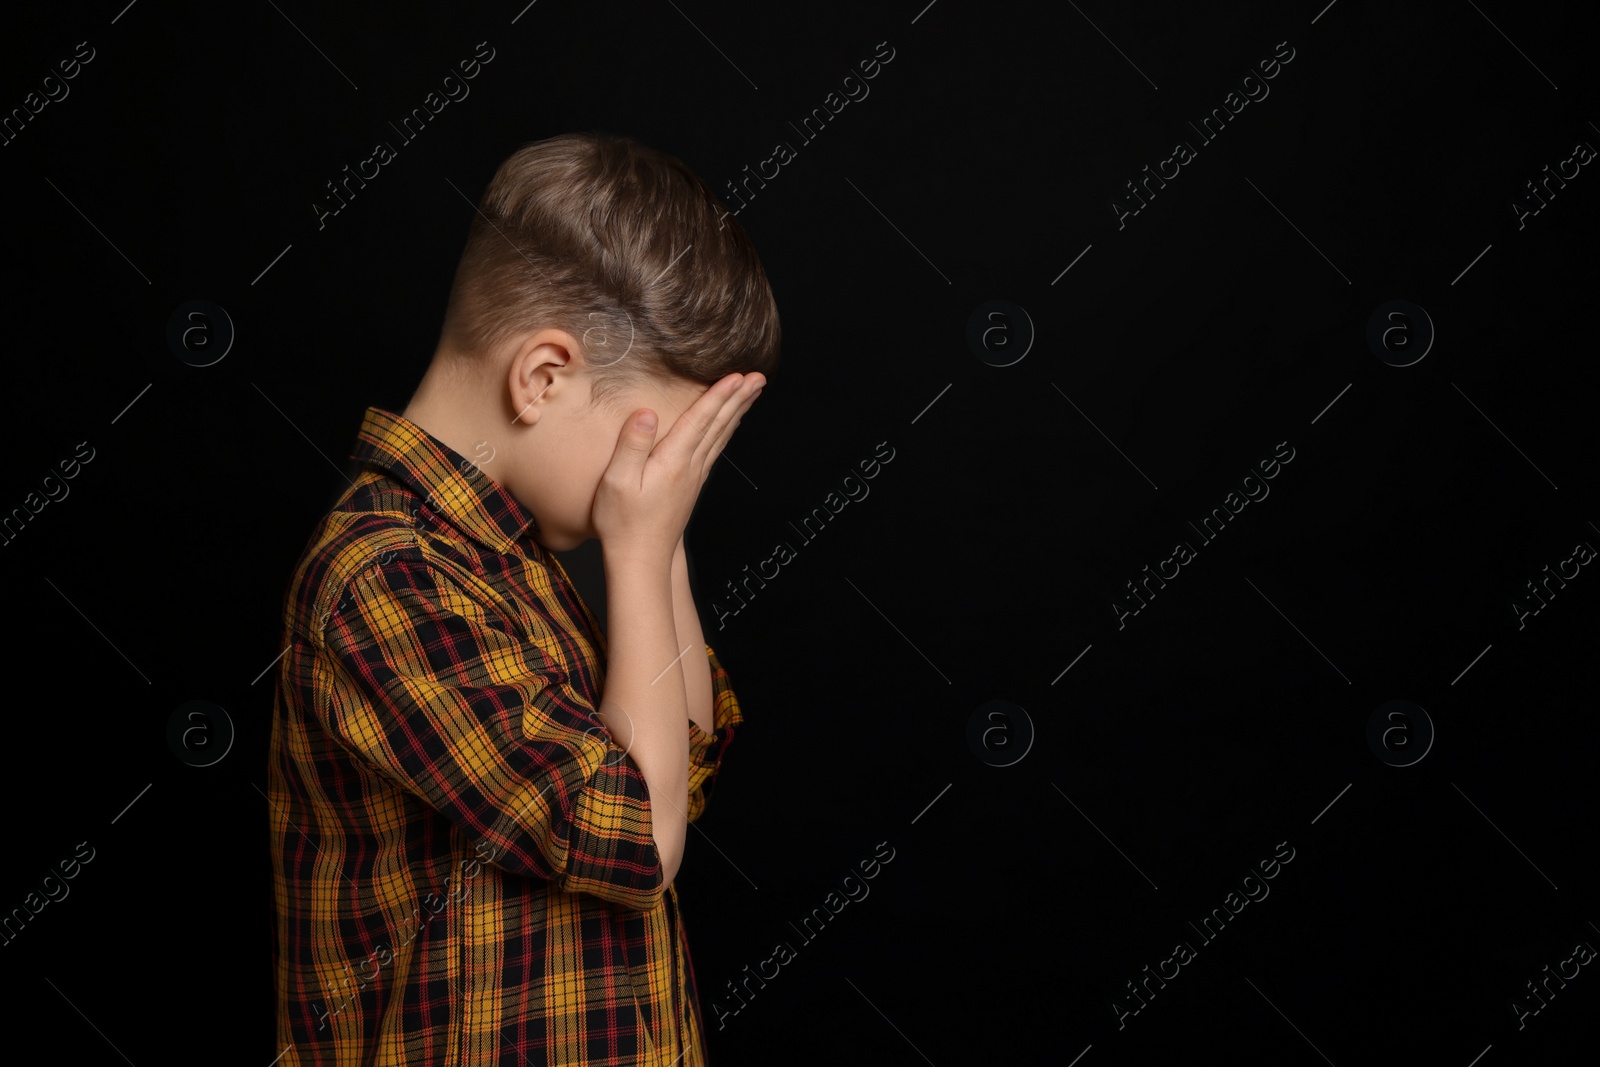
[{"x1": 267, "y1": 407, "x2": 743, "y2": 1065}]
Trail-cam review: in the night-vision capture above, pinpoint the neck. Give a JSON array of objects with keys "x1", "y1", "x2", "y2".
[{"x1": 402, "y1": 368, "x2": 499, "y2": 478}]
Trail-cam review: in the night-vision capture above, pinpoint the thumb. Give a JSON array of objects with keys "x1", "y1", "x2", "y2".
[
  {"x1": 610, "y1": 408, "x2": 657, "y2": 470},
  {"x1": 629, "y1": 408, "x2": 658, "y2": 440}
]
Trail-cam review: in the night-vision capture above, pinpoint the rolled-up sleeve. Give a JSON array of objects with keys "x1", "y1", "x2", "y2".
[
  {"x1": 686, "y1": 643, "x2": 744, "y2": 824},
  {"x1": 314, "y1": 556, "x2": 665, "y2": 912}
]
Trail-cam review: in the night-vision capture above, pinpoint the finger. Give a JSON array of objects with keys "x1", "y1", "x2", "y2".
[
  {"x1": 605, "y1": 408, "x2": 658, "y2": 489},
  {"x1": 659, "y1": 373, "x2": 747, "y2": 468},
  {"x1": 686, "y1": 383, "x2": 760, "y2": 479},
  {"x1": 696, "y1": 381, "x2": 763, "y2": 479}
]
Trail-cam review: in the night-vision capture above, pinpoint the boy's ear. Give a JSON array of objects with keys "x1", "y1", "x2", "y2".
[{"x1": 508, "y1": 328, "x2": 581, "y2": 426}]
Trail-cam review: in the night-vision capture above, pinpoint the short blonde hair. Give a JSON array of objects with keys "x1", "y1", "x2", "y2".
[{"x1": 437, "y1": 131, "x2": 781, "y2": 407}]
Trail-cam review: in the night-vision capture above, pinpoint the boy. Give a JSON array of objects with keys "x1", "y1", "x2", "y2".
[{"x1": 267, "y1": 131, "x2": 778, "y2": 1066}]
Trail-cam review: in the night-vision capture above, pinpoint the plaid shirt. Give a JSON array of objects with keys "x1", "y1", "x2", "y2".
[{"x1": 267, "y1": 407, "x2": 743, "y2": 1066}]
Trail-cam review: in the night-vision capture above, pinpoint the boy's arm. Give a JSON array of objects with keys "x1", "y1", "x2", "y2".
[
  {"x1": 316, "y1": 555, "x2": 668, "y2": 912},
  {"x1": 672, "y1": 537, "x2": 715, "y2": 737},
  {"x1": 596, "y1": 545, "x2": 691, "y2": 890},
  {"x1": 671, "y1": 536, "x2": 745, "y2": 825}
]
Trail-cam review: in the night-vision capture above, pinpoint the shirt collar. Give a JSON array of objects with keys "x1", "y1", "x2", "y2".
[{"x1": 348, "y1": 406, "x2": 544, "y2": 558}]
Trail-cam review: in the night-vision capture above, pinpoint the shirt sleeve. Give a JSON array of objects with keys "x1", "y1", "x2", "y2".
[
  {"x1": 314, "y1": 556, "x2": 665, "y2": 912},
  {"x1": 686, "y1": 644, "x2": 744, "y2": 824}
]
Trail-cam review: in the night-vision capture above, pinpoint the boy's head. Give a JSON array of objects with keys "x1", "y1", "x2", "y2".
[{"x1": 403, "y1": 131, "x2": 780, "y2": 552}]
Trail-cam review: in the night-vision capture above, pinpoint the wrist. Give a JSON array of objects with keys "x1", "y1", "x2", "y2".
[{"x1": 602, "y1": 540, "x2": 675, "y2": 578}]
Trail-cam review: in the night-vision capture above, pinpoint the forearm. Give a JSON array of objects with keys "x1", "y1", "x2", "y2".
[
  {"x1": 598, "y1": 550, "x2": 690, "y2": 888},
  {"x1": 672, "y1": 539, "x2": 715, "y2": 737}
]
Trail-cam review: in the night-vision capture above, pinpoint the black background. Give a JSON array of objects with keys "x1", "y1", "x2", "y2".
[{"x1": 1, "y1": 0, "x2": 1596, "y2": 1063}]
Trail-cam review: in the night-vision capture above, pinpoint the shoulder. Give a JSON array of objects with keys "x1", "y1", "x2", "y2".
[{"x1": 283, "y1": 471, "x2": 426, "y2": 642}]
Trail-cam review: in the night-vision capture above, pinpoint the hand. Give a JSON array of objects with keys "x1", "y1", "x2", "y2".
[{"x1": 592, "y1": 372, "x2": 764, "y2": 566}]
